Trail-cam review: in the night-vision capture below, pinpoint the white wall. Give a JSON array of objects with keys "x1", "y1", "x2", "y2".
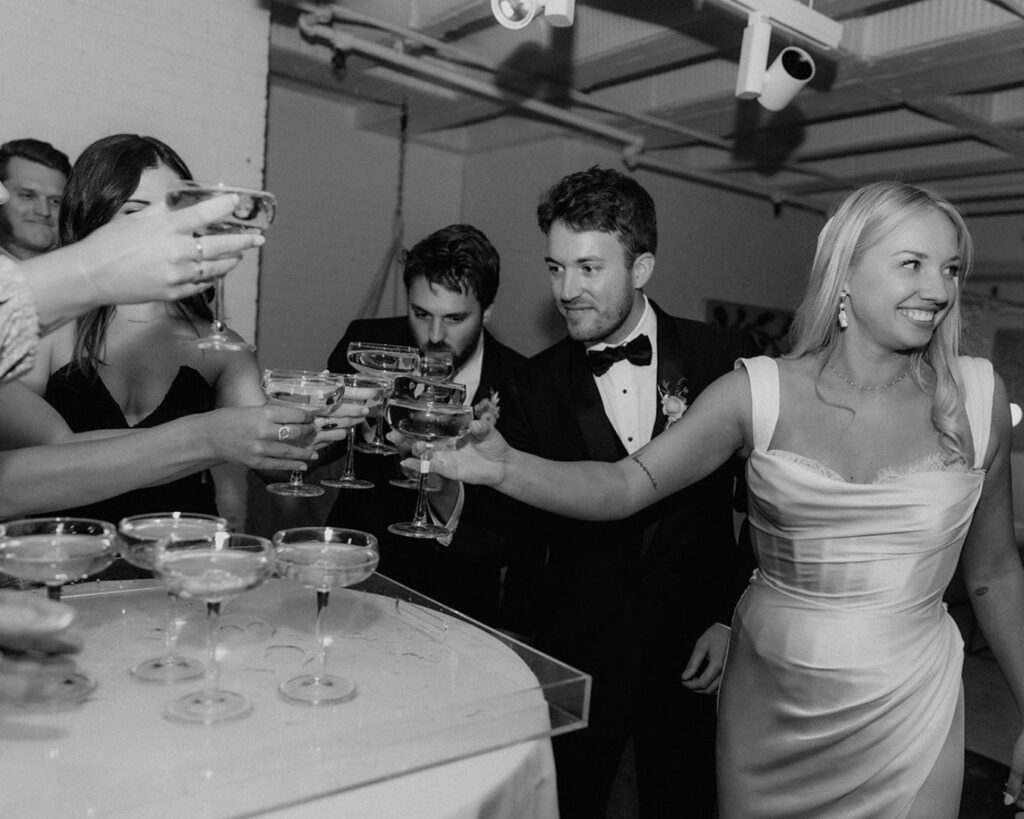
[
  {"x1": 0, "y1": 0, "x2": 270, "y2": 342},
  {"x1": 259, "y1": 80, "x2": 464, "y2": 370}
]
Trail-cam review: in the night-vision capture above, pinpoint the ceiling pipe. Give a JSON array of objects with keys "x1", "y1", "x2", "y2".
[
  {"x1": 297, "y1": 6, "x2": 829, "y2": 215},
  {"x1": 298, "y1": 11, "x2": 645, "y2": 165}
]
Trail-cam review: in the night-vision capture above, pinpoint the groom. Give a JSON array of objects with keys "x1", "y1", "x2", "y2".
[{"x1": 499, "y1": 167, "x2": 757, "y2": 818}]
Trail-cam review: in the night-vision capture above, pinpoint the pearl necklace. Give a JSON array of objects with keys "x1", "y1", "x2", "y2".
[{"x1": 827, "y1": 361, "x2": 908, "y2": 391}]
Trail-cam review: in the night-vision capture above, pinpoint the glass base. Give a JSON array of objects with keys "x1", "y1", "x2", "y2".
[
  {"x1": 29, "y1": 670, "x2": 97, "y2": 703},
  {"x1": 389, "y1": 478, "x2": 440, "y2": 492},
  {"x1": 165, "y1": 688, "x2": 253, "y2": 724},
  {"x1": 266, "y1": 481, "x2": 324, "y2": 498},
  {"x1": 279, "y1": 673, "x2": 356, "y2": 705},
  {"x1": 321, "y1": 477, "x2": 374, "y2": 490},
  {"x1": 354, "y1": 441, "x2": 397, "y2": 456},
  {"x1": 179, "y1": 334, "x2": 255, "y2": 353},
  {"x1": 388, "y1": 520, "x2": 449, "y2": 539},
  {"x1": 131, "y1": 654, "x2": 204, "y2": 683}
]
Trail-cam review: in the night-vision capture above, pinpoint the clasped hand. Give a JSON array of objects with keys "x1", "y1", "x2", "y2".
[{"x1": 396, "y1": 417, "x2": 510, "y2": 488}]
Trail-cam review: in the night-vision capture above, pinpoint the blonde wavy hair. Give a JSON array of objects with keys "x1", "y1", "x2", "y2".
[{"x1": 786, "y1": 181, "x2": 974, "y2": 463}]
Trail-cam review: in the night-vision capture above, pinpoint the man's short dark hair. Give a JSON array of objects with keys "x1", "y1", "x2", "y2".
[
  {"x1": 0, "y1": 138, "x2": 72, "y2": 182},
  {"x1": 401, "y1": 224, "x2": 500, "y2": 309},
  {"x1": 536, "y1": 166, "x2": 657, "y2": 267}
]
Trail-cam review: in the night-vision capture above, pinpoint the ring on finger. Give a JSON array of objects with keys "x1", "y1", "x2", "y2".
[
  {"x1": 193, "y1": 239, "x2": 204, "y2": 263},
  {"x1": 278, "y1": 425, "x2": 290, "y2": 441}
]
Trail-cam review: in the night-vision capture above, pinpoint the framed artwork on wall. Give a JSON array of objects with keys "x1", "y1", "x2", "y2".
[{"x1": 706, "y1": 299, "x2": 794, "y2": 357}]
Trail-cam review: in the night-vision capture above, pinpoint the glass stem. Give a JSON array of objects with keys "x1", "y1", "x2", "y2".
[
  {"x1": 211, "y1": 282, "x2": 226, "y2": 335},
  {"x1": 372, "y1": 386, "x2": 393, "y2": 448},
  {"x1": 312, "y1": 590, "x2": 330, "y2": 682},
  {"x1": 411, "y1": 446, "x2": 434, "y2": 527},
  {"x1": 342, "y1": 432, "x2": 357, "y2": 480},
  {"x1": 164, "y1": 592, "x2": 181, "y2": 658},
  {"x1": 204, "y1": 601, "x2": 222, "y2": 694},
  {"x1": 288, "y1": 469, "x2": 305, "y2": 489}
]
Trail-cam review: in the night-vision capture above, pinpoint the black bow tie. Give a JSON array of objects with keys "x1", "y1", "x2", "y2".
[{"x1": 586, "y1": 334, "x2": 653, "y2": 376}]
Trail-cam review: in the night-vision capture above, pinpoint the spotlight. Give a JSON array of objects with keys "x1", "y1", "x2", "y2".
[
  {"x1": 735, "y1": 12, "x2": 815, "y2": 111},
  {"x1": 491, "y1": 0, "x2": 575, "y2": 29}
]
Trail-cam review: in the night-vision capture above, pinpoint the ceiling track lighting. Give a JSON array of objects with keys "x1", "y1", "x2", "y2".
[
  {"x1": 736, "y1": 11, "x2": 816, "y2": 111},
  {"x1": 491, "y1": 0, "x2": 575, "y2": 30}
]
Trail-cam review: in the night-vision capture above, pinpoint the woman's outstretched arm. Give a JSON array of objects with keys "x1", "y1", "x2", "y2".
[
  {"x1": 960, "y1": 374, "x2": 1024, "y2": 807},
  {"x1": 426, "y1": 367, "x2": 752, "y2": 521}
]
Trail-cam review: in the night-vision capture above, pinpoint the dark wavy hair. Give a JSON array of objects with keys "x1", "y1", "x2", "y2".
[
  {"x1": 401, "y1": 224, "x2": 500, "y2": 309},
  {"x1": 536, "y1": 166, "x2": 657, "y2": 267},
  {"x1": 59, "y1": 134, "x2": 212, "y2": 372}
]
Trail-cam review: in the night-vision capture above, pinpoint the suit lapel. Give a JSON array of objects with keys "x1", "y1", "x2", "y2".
[
  {"x1": 473, "y1": 331, "x2": 497, "y2": 406},
  {"x1": 567, "y1": 342, "x2": 625, "y2": 462},
  {"x1": 651, "y1": 306, "x2": 689, "y2": 439}
]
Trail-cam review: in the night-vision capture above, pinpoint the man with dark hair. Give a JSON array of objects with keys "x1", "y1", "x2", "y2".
[
  {"x1": 500, "y1": 166, "x2": 757, "y2": 817},
  {"x1": 325, "y1": 224, "x2": 524, "y2": 623},
  {"x1": 0, "y1": 139, "x2": 71, "y2": 261}
]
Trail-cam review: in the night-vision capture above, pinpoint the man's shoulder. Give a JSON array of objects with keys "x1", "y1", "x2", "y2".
[
  {"x1": 483, "y1": 331, "x2": 527, "y2": 370},
  {"x1": 341, "y1": 316, "x2": 409, "y2": 343},
  {"x1": 657, "y1": 308, "x2": 760, "y2": 358}
]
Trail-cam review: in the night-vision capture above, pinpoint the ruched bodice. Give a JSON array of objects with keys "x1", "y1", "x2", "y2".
[{"x1": 717, "y1": 355, "x2": 991, "y2": 819}]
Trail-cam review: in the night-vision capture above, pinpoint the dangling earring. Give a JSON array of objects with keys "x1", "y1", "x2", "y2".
[{"x1": 837, "y1": 292, "x2": 849, "y2": 330}]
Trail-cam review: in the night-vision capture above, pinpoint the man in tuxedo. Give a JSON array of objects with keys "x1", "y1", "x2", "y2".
[
  {"x1": 500, "y1": 167, "x2": 757, "y2": 818},
  {"x1": 325, "y1": 224, "x2": 524, "y2": 625}
]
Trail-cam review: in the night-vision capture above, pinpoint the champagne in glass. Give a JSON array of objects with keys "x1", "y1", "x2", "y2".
[
  {"x1": 346, "y1": 342, "x2": 419, "y2": 456},
  {"x1": 388, "y1": 376, "x2": 466, "y2": 491},
  {"x1": 272, "y1": 527, "x2": 378, "y2": 704},
  {"x1": 153, "y1": 532, "x2": 273, "y2": 724},
  {"x1": 262, "y1": 369, "x2": 345, "y2": 498},
  {"x1": 386, "y1": 399, "x2": 474, "y2": 538},
  {"x1": 0, "y1": 517, "x2": 119, "y2": 701},
  {"x1": 166, "y1": 181, "x2": 276, "y2": 353},
  {"x1": 418, "y1": 349, "x2": 455, "y2": 381},
  {"x1": 320, "y1": 375, "x2": 388, "y2": 490},
  {"x1": 118, "y1": 512, "x2": 228, "y2": 682}
]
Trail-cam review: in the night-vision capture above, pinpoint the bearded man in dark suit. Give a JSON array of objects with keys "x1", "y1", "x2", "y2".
[
  {"x1": 326, "y1": 224, "x2": 524, "y2": 625},
  {"x1": 499, "y1": 168, "x2": 757, "y2": 818}
]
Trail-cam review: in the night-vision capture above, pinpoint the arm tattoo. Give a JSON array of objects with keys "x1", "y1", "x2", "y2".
[
  {"x1": 973, "y1": 585, "x2": 989, "y2": 597},
  {"x1": 631, "y1": 455, "x2": 658, "y2": 491}
]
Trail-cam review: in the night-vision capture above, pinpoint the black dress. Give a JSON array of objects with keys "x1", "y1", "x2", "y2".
[{"x1": 42, "y1": 363, "x2": 219, "y2": 579}]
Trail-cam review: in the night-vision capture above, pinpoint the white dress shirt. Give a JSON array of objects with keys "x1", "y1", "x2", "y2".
[{"x1": 586, "y1": 296, "x2": 659, "y2": 454}]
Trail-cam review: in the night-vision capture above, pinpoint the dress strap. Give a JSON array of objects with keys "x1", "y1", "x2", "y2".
[
  {"x1": 958, "y1": 356, "x2": 994, "y2": 469},
  {"x1": 736, "y1": 356, "x2": 779, "y2": 452}
]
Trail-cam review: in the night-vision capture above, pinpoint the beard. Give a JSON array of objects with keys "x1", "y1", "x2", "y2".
[{"x1": 423, "y1": 324, "x2": 483, "y2": 374}]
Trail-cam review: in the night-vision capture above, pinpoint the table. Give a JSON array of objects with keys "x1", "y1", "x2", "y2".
[{"x1": 0, "y1": 575, "x2": 589, "y2": 818}]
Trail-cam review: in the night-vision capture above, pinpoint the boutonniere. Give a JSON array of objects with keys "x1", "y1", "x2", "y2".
[
  {"x1": 473, "y1": 389, "x2": 501, "y2": 426},
  {"x1": 658, "y1": 377, "x2": 689, "y2": 429}
]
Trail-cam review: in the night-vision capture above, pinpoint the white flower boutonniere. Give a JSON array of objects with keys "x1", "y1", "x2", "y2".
[
  {"x1": 473, "y1": 389, "x2": 501, "y2": 426},
  {"x1": 658, "y1": 377, "x2": 689, "y2": 429}
]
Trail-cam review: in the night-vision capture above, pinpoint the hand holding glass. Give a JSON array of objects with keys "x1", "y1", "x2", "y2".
[
  {"x1": 273, "y1": 527, "x2": 378, "y2": 704},
  {"x1": 118, "y1": 512, "x2": 228, "y2": 682},
  {"x1": 320, "y1": 375, "x2": 388, "y2": 490},
  {"x1": 388, "y1": 376, "x2": 466, "y2": 491},
  {"x1": 166, "y1": 181, "x2": 276, "y2": 352},
  {"x1": 262, "y1": 369, "x2": 345, "y2": 497},
  {"x1": 387, "y1": 399, "x2": 474, "y2": 538},
  {"x1": 153, "y1": 532, "x2": 273, "y2": 723}
]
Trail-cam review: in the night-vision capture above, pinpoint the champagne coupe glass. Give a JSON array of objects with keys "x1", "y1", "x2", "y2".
[
  {"x1": 166, "y1": 181, "x2": 276, "y2": 353},
  {"x1": 386, "y1": 398, "x2": 474, "y2": 538},
  {"x1": 0, "y1": 517, "x2": 119, "y2": 701},
  {"x1": 262, "y1": 369, "x2": 345, "y2": 498},
  {"x1": 272, "y1": 527, "x2": 378, "y2": 704},
  {"x1": 387, "y1": 376, "x2": 467, "y2": 491},
  {"x1": 118, "y1": 512, "x2": 228, "y2": 682},
  {"x1": 418, "y1": 349, "x2": 455, "y2": 381},
  {"x1": 346, "y1": 342, "x2": 419, "y2": 456},
  {"x1": 320, "y1": 374, "x2": 389, "y2": 491},
  {"x1": 153, "y1": 532, "x2": 273, "y2": 724}
]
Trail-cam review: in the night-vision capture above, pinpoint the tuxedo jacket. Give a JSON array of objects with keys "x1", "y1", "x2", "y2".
[
  {"x1": 325, "y1": 316, "x2": 525, "y2": 624},
  {"x1": 500, "y1": 302, "x2": 758, "y2": 679}
]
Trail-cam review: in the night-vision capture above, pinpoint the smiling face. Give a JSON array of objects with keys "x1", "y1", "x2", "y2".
[
  {"x1": 546, "y1": 221, "x2": 652, "y2": 345},
  {"x1": 406, "y1": 275, "x2": 490, "y2": 373},
  {"x1": 843, "y1": 208, "x2": 961, "y2": 353},
  {"x1": 0, "y1": 157, "x2": 67, "y2": 259}
]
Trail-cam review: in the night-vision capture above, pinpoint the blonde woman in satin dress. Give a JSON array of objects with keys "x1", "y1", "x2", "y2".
[{"x1": 424, "y1": 181, "x2": 1024, "y2": 817}]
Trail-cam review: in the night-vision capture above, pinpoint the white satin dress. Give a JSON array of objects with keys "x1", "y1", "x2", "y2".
[{"x1": 717, "y1": 355, "x2": 992, "y2": 818}]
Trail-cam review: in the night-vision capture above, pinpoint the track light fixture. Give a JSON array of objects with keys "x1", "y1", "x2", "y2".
[
  {"x1": 735, "y1": 12, "x2": 815, "y2": 111},
  {"x1": 491, "y1": 0, "x2": 575, "y2": 30}
]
